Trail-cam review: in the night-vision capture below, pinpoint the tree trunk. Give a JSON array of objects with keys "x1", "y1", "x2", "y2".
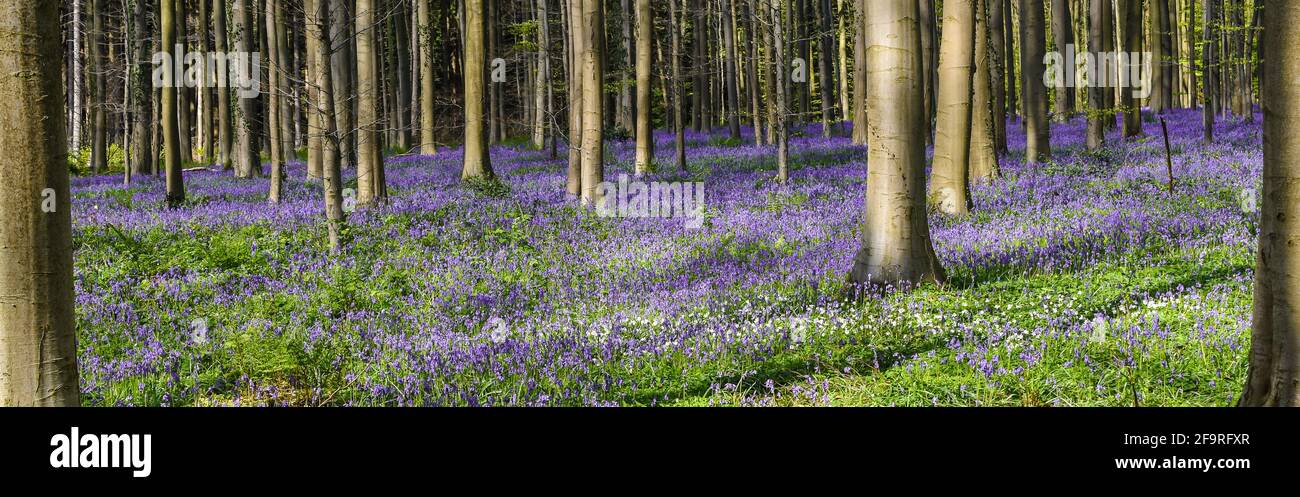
[
  {"x1": 308, "y1": 0, "x2": 344, "y2": 252},
  {"x1": 267, "y1": 0, "x2": 284, "y2": 202},
  {"x1": 1020, "y1": 0, "x2": 1051, "y2": 163},
  {"x1": 722, "y1": 0, "x2": 742, "y2": 139},
  {"x1": 214, "y1": 0, "x2": 233, "y2": 170},
  {"x1": 331, "y1": 0, "x2": 356, "y2": 166},
  {"x1": 0, "y1": 0, "x2": 81, "y2": 406},
  {"x1": 89, "y1": 0, "x2": 106, "y2": 174},
  {"x1": 176, "y1": 0, "x2": 192, "y2": 162},
  {"x1": 532, "y1": 0, "x2": 552, "y2": 151},
  {"x1": 463, "y1": 0, "x2": 495, "y2": 180},
  {"x1": 848, "y1": 0, "x2": 945, "y2": 287},
  {"x1": 1122, "y1": 0, "x2": 1144, "y2": 137},
  {"x1": 931, "y1": 0, "x2": 975, "y2": 216},
  {"x1": 970, "y1": 0, "x2": 999, "y2": 183},
  {"x1": 919, "y1": 0, "x2": 937, "y2": 143},
  {"x1": 1049, "y1": 0, "x2": 1075, "y2": 119},
  {"x1": 1202, "y1": 0, "x2": 1215, "y2": 142},
  {"x1": 234, "y1": 0, "x2": 261, "y2": 178},
  {"x1": 1240, "y1": 0, "x2": 1300, "y2": 407},
  {"x1": 130, "y1": 0, "x2": 153, "y2": 177},
  {"x1": 567, "y1": 0, "x2": 584, "y2": 196},
  {"x1": 162, "y1": 0, "x2": 184, "y2": 205},
  {"x1": 816, "y1": 0, "x2": 836, "y2": 137},
  {"x1": 770, "y1": 0, "x2": 789, "y2": 183},
  {"x1": 357, "y1": 0, "x2": 385, "y2": 202},
  {"x1": 850, "y1": 0, "x2": 867, "y2": 145},
  {"x1": 746, "y1": 0, "x2": 763, "y2": 146},
  {"x1": 420, "y1": 0, "x2": 438, "y2": 153},
  {"x1": 671, "y1": 0, "x2": 687, "y2": 170},
  {"x1": 1086, "y1": 0, "x2": 1106, "y2": 149},
  {"x1": 988, "y1": 0, "x2": 1008, "y2": 153},
  {"x1": 634, "y1": 0, "x2": 654, "y2": 174},
  {"x1": 580, "y1": 0, "x2": 605, "y2": 204}
]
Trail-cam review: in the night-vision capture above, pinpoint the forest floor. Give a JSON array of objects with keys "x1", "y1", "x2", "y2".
[{"x1": 71, "y1": 109, "x2": 1260, "y2": 406}]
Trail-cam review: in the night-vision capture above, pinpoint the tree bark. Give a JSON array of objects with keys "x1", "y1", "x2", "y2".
[
  {"x1": 634, "y1": 0, "x2": 654, "y2": 174},
  {"x1": 1050, "y1": 0, "x2": 1075, "y2": 119},
  {"x1": 770, "y1": 0, "x2": 789, "y2": 183},
  {"x1": 670, "y1": 0, "x2": 686, "y2": 170},
  {"x1": 1020, "y1": 0, "x2": 1051, "y2": 163},
  {"x1": 1202, "y1": 0, "x2": 1215, "y2": 142},
  {"x1": 162, "y1": 0, "x2": 184, "y2": 204},
  {"x1": 722, "y1": 0, "x2": 742, "y2": 139},
  {"x1": 233, "y1": 0, "x2": 261, "y2": 178},
  {"x1": 579, "y1": 0, "x2": 605, "y2": 204},
  {"x1": 420, "y1": 0, "x2": 439, "y2": 153},
  {"x1": 0, "y1": 0, "x2": 81, "y2": 406},
  {"x1": 1240, "y1": 0, "x2": 1300, "y2": 407},
  {"x1": 970, "y1": 0, "x2": 999, "y2": 183},
  {"x1": 267, "y1": 0, "x2": 284, "y2": 202},
  {"x1": 567, "y1": 0, "x2": 584, "y2": 196},
  {"x1": 931, "y1": 0, "x2": 975, "y2": 215},
  {"x1": 1086, "y1": 0, "x2": 1107, "y2": 149},
  {"x1": 848, "y1": 0, "x2": 945, "y2": 287},
  {"x1": 130, "y1": 0, "x2": 153, "y2": 177},
  {"x1": 988, "y1": 0, "x2": 1008, "y2": 153},
  {"x1": 850, "y1": 0, "x2": 867, "y2": 145},
  {"x1": 1122, "y1": 0, "x2": 1144, "y2": 137},
  {"x1": 463, "y1": 0, "x2": 495, "y2": 180}
]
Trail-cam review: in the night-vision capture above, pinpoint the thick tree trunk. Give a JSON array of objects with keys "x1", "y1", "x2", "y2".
[
  {"x1": 308, "y1": 0, "x2": 344, "y2": 252},
  {"x1": 1240, "y1": 0, "x2": 1300, "y2": 407},
  {"x1": 931, "y1": 0, "x2": 976, "y2": 216},
  {"x1": 1020, "y1": 0, "x2": 1051, "y2": 163},
  {"x1": 0, "y1": 0, "x2": 81, "y2": 406},
  {"x1": 634, "y1": 0, "x2": 654, "y2": 174},
  {"x1": 215, "y1": 0, "x2": 233, "y2": 170},
  {"x1": 331, "y1": 0, "x2": 356, "y2": 166},
  {"x1": 463, "y1": 0, "x2": 494, "y2": 180},
  {"x1": 988, "y1": 0, "x2": 1008, "y2": 154},
  {"x1": 816, "y1": 0, "x2": 836, "y2": 137},
  {"x1": 356, "y1": 0, "x2": 384, "y2": 203},
  {"x1": 848, "y1": 0, "x2": 945, "y2": 287}
]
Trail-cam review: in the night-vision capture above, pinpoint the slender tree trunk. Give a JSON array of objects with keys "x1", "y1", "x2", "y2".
[
  {"x1": 1004, "y1": 0, "x2": 1017, "y2": 119},
  {"x1": 199, "y1": 0, "x2": 214, "y2": 165},
  {"x1": 463, "y1": 0, "x2": 495, "y2": 179},
  {"x1": 746, "y1": 0, "x2": 763, "y2": 146},
  {"x1": 671, "y1": 0, "x2": 686, "y2": 170},
  {"x1": 233, "y1": 0, "x2": 261, "y2": 178},
  {"x1": 1240, "y1": 0, "x2": 1300, "y2": 407},
  {"x1": 919, "y1": 0, "x2": 937, "y2": 143},
  {"x1": 1050, "y1": 0, "x2": 1075, "y2": 119},
  {"x1": 722, "y1": 0, "x2": 742, "y2": 139},
  {"x1": 771, "y1": 0, "x2": 788, "y2": 183},
  {"x1": 988, "y1": 0, "x2": 1008, "y2": 153},
  {"x1": 579, "y1": 0, "x2": 605, "y2": 204},
  {"x1": 971, "y1": 0, "x2": 999, "y2": 183},
  {"x1": 420, "y1": 0, "x2": 438, "y2": 153},
  {"x1": 176, "y1": 0, "x2": 193, "y2": 162},
  {"x1": 1020, "y1": 0, "x2": 1051, "y2": 163},
  {"x1": 0, "y1": 0, "x2": 81, "y2": 406},
  {"x1": 532, "y1": 0, "x2": 552, "y2": 151},
  {"x1": 89, "y1": 0, "x2": 106, "y2": 174},
  {"x1": 850, "y1": 0, "x2": 867, "y2": 145},
  {"x1": 619, "y1": 0, "x2": 636, "y2": 133},
  {"x1": 848, "y1": 0, "x2": 945, "y2": 287},
  {"x1": 71, "y1": 0, "x2": 83, "y2": 154},
  {"x1": 331, "y1": 0, "x2": 356, "y2": 166},
  {"x1": 357, "y1": 0, "x2": 385, "y2": 202},
  {"x1": 130, "y1": 0, "x2": 153, "y2": 177},
  {"x1": 931, "y1": 0, "x2": 975, "y2": 216},
  {"x1": 567, "y1": 0, "x2": 584, "y2": 196},
  {"x1": 634, "y1": 0, "x2": 654, "y2": 174},
  {"x1": 1202, "y1": 0, "x2": 1215, "y2": 142},
  {"x1": 1121, "y1": 0, "x2": 1144, "y2": 137},
  {"x1": 214, "y1": 0, "x2": 233, "y2": 170},
  {"x1": 267, "y1": 0, "x2": 284, "y2": 201},
  {"x1": 816, "y1": 0, "x2": 836, "y2": 137},
  {"x1": 162, "y1": 0, "x2": 184, "y2": 205},
  {"x1": 308, "y1": 0, "x2": 344, "y2": 252},
  {"x1": 1086, "y1": 0, "x2": 1106, "y2": 149}
]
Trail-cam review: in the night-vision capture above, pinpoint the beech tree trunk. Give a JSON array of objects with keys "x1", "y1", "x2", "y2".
[
  {"x1": 847, "y1": 0, "x2": 945, "y2": 287},
  {"x1": 931, "y1": 0, "x2": 976, "y2": 216},
  {"x1": 0, "y1": 0, "x2": 81, "y2": 406},
  {"x1": 1020, "y1": 0, "x2": 1051, "y2": 163},
  {"x1": 1240, "y1": 0, "x2": 1300, "y2": 407},
  {"x1": 463, "y1": 0, "x2": 495, "y2": 180},
  {"x1": 634, "y1": 0, "x2": 654, "y2": 174}
]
